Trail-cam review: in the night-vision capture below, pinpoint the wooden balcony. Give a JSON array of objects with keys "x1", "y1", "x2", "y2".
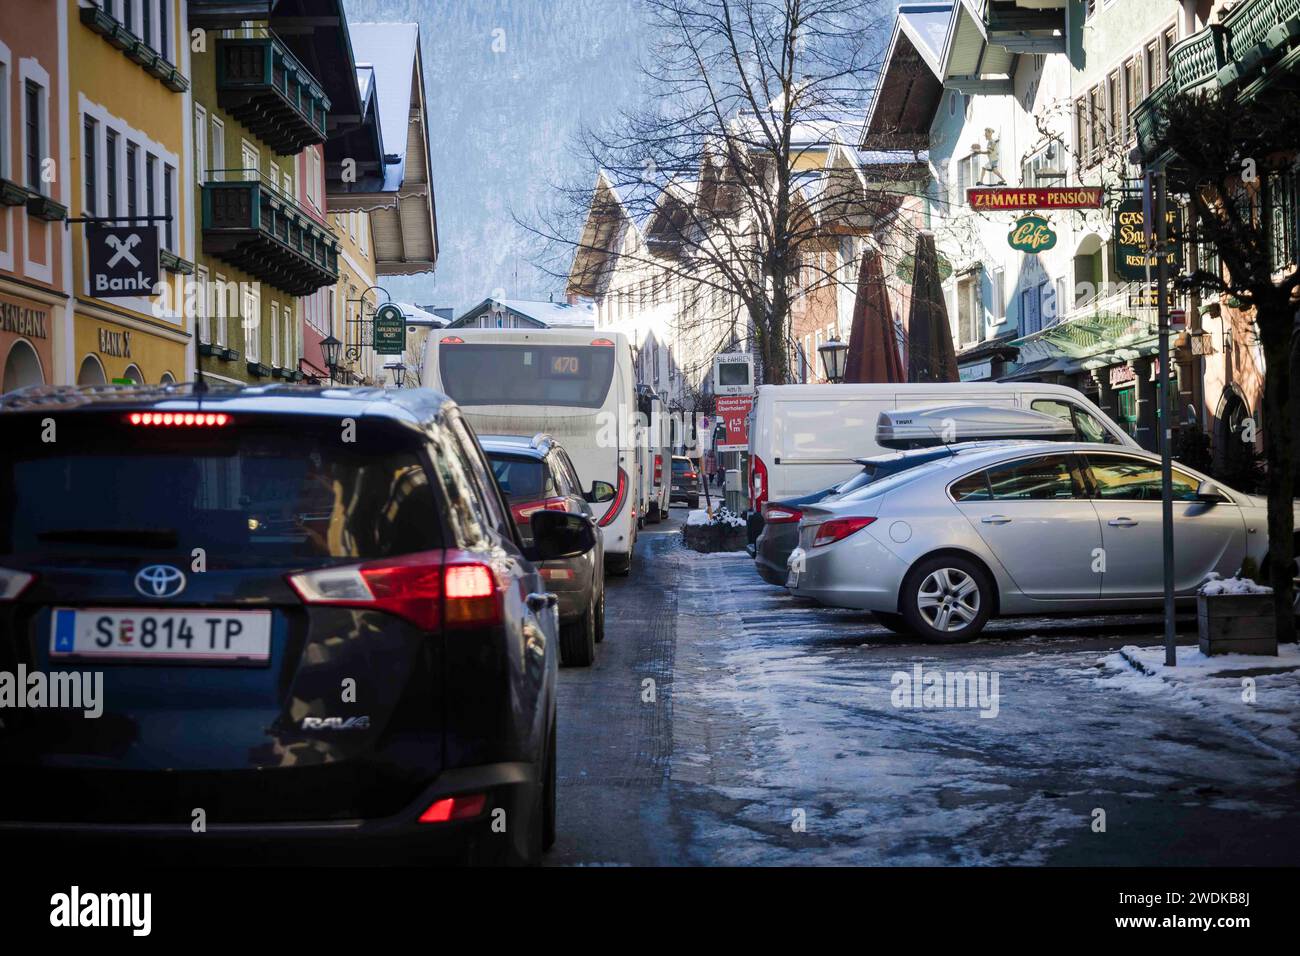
[
  {"x1": 201, "y1": 173, "x2": 339, "y2": 296},
  {"x1": 215, "y1": 33, "x2": 330, "y2": 155}
]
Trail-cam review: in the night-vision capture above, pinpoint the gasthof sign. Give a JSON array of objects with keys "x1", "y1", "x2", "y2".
[{"x1": 1115, "y1": 199, "x2": 1182, "y2": 280}]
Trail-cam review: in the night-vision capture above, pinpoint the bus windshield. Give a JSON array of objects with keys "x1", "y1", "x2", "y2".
[{"x1": 439, "y1": 343, "x2": 616, "y2": 408}]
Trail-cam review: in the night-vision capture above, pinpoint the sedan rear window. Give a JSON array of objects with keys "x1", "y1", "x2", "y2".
[
  {"x1": 487, "y1": 453, "x2": 550, "y2": 500},
  {"x1": 0, "y1": 418, "x2": 443, "y2": 566}
]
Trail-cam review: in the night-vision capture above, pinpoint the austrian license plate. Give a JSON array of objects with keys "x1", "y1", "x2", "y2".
[{"x1": 50, "y1": 608, "x2": 272, "y2": 664}]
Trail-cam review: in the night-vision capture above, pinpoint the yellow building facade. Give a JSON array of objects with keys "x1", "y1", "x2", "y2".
[{"x1": 68, "y1": 0, "x2": 192, "y2": 386}]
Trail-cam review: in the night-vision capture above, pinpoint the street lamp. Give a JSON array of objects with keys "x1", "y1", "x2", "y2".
[
  {"x1": 818, "y1": 336, "x2": 849, "y2": 383},
  {"x1": 385, "y1": 362, "x2": 408, "y2": 387},
  {"x1": 320, "y1": 334, "x2": 342, "y2": 384}
]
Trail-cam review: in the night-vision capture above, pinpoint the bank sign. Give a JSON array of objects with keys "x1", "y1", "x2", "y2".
[
  {"x1": 1115, "y1": 199, "x2": 1182, "y2": 280},
  {"x1": 87, "y1": 225, "x2": 160, "y2": 298}
]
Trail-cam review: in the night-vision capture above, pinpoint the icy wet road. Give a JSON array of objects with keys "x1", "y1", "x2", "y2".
[{"x1": 549, "y1": 510, "x2": 1300, "y2": 866}]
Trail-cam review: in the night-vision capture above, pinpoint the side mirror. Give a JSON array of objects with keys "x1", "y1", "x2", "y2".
[
  {"x1": 585, "y1": 480, "x2": 616, "y2": 504},
  {"x1": 529, "y1": 510, "x2": 597, "y2": 561},
  {"x1": 1195, "y1": 479, "x2": 1223, "y2": 503}
]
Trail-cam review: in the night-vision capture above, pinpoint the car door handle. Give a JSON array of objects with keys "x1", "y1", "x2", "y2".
[
  {"x1": 980, "y1": 515, "x2": 1012, "y2": 525},
  {"x1": 1108, "y1": 517, "x2": 1139, "y2": 527}
]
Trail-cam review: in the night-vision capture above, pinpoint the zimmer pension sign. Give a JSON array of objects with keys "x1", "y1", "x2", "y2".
[{"x1": 967, "y1": 187, "x2": 1103, "y2": 210}]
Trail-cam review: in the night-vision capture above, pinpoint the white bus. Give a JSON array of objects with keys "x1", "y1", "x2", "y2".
[{"x1": 423, "y1": 328, "x2": 641, "y2": 575}]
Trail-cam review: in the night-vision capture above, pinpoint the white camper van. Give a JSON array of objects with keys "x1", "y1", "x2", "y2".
[
  {"x1": 747, "y1": 382, "x2": 1137, "y2": 512},
  {"x1": 424, "y1": 328, "x2": 640, "y2": 575}
]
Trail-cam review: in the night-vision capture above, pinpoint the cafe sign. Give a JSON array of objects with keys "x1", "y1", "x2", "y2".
[
  {"x1": 1008, "y1": 214, "x2": 1056, "y2": 253},
  {"x1": 1115, "y1": 198, "x2": 1182, "y2": 280}
]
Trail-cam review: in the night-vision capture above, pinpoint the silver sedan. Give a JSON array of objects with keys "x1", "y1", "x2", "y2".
[{"x1": 785, "y1": 442, "x2": 1299, "y2": 642}]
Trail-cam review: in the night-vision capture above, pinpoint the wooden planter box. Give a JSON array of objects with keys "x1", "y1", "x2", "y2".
[
  {"x1": 1198, "y1": 593, "x2": 1277, "y2": 656},
  {"x1": 683, "y1": 522, "x2": 748, "y2": 553}
]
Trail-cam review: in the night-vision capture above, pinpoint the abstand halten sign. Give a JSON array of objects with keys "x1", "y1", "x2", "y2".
[
  {"x1": 1115, "y1": 198, "x2": 1182, "y2": 281},
  {"x1": 967, "y1": 187, "x2": 1103, "y2": 210},
  {"x1": 87, "y1": 225, "x2": 160, "y2": 298}
]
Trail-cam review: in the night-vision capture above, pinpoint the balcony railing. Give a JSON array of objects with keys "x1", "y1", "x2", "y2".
[
  {"x1": 201, "y1": 170, "x2": 339, "y2": 296},
  {"x1": 215, "y1": 30, "x2": 330, "y2": 155},
  {"x1": 1134, "y1": 0, "x2": 1300, "y2": 158}
]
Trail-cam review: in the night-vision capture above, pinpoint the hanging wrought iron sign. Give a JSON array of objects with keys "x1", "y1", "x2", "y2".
[{"x1": 1008, "y1": 214, "x2": 1056, "y2": 253}]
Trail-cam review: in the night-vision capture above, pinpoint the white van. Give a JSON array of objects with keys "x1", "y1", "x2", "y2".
[
  {"x1": 747, "y1": 382, "x2": 1137, "y2": 511},
  {"x1": 424, "y1": 328, "x2": 640, "y2": 575},
  {"x1": 638, "y1": 393, "x2": 671, "y2": 523}
]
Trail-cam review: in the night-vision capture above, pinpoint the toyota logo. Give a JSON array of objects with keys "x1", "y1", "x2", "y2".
[{"x1": 134, "y1": 564, "x2": 187, "y2": 599}]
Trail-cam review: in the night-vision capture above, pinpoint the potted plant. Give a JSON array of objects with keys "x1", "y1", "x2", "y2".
[
  {"x1": 1197, "y1": 556, "x2": 1277, "y2": 656},
  {"x1": 683, "y1": 507, "x2": 749, "y2": 553}
]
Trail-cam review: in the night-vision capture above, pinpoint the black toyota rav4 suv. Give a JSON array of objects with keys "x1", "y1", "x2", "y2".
[{"x1": 0, "y1": 384, "x2": 597, "y2": 865}]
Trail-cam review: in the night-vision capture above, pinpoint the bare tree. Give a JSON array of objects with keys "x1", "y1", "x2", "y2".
[
  {"x1": 1151, "y1": 86, "x2": 1299, "y2": 643},
  {"x1": 522, "y1": 0, "x2": 901, "y2": 385}
]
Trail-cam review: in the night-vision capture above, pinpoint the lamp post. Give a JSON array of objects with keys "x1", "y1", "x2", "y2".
[
  {"x1": 384, "y1": 362, "x2": 408, "y2": 388},
  {"x1": 320, "y1": 334, "x2": 342, "y2": 385},
  {"x1": 818, "y1": 336, "x2": 849, "y2": 383}
]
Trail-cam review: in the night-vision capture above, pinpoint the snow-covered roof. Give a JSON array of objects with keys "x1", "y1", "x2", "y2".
[
  {"x1": 499, "y1": 299, "x2": 597, "y2": 328},
  {"x1": 393, "y1": 301, "x2": 446, "y2": 326},
  {"x1": 350, "y1": 22, "x2": 420, "y2": 193}
]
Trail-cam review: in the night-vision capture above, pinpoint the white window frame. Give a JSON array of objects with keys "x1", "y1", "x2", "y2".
[
  {"x1": 269, "y1": 300, "x2": 281, "y2": 367},
  {"x1": 991, "y1": 267, "x2": 1005, "y2": 320},
  {"x1": 194, "y1": 265, "x2": 209, "y2": 344},
  {"x1": 306, "y1": 148, "x2": 320, "y2": 208},
  {"x1": 212, "y1": 272, "x2": 229, "y2": 346},
  {"x1": 193, "y1": 103, "x2": 207, "y2": 185},
  {"x1": 240, "y1": 138, "x2": 259, "y2": 182},
  {"x1": 243, "y1": 282, "x2": 260, "y2": 363},
  {"x1": 0, "y1": 43, "x2": 12, "y2": 276},
  {"x1": 20, "y1": 68, "x2": 49, "y2": 196},
  {"x1": 209, "y1": 115, "x2": 225, "y2": 182}
]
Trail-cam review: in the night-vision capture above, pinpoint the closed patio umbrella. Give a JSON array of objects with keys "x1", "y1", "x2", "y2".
[
  {"x1": 907, "y1": 231, "x2": 958, "y2": 383},
  {"x1": 844, "y1": 246, "x2": 904, "y2": 383}
]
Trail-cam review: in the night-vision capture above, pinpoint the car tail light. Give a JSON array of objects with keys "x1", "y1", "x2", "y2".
[
  {"x1": 596, "y1": 466, "x2": 629, "y2": 527},
  {"x1": 812, "y1": 516, "x2": 876, "y2": 547},
  {"x1": 0, "y1": 567, "x2": 35, "y2": 600},
  {"x1": 286, "y1": 551, "x2": 501, "y2": 631},
  {"x1": 684, "y1": 470, "x2": 697, "y2": 480},
  {"x1": 751, "y1": 455, "x2": 768, "y2": 511},
  {"x1": 590, "y1": 338, "x2": 615, "y2": 347},
  {"x1": 128, "y1": 412, "x2": 230, "y2": 426},
  {"x1": 654, "y1": 454, "x2": 663, "y2": 472},
  {"x1": 440, "y1": 336, "x2": 464, "y2": 344},
  {"x1": 510, "y1": 496, "x2": 568, "y2": 524},
  {"x1": 418, "y1": 793, "x2": 488, "y2": 823},
  {"x1": 764, "y1": 505, "x2": 802, "y2": 524}
]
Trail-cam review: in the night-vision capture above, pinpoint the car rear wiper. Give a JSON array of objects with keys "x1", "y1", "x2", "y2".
[{"x1": 37, "y1": 528, "x2": 180, "y2": 549}]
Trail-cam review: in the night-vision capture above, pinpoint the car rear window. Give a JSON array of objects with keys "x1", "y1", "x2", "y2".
[
  {"x1": 836, "y1": 458, "x2": 949, "y2": 502},
  {"x1": 0, "y1": 415, "x2": 444, "y2": 566},
  {"x1": 672, "y1": 459, "x2": 692, "y2": 474},
  {"x1": 487, "y1": 453, "x2": 550, "y2": 500},
  {"x1": 439, "y1": 344, "x2": 616, "y2": 408}
]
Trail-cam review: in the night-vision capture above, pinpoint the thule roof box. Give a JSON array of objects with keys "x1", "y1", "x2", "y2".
[{"x1": 875, "y1": 404, "x2": 1075, "y2": 450}]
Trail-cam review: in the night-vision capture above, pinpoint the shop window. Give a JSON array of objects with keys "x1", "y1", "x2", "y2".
[{"x1": 1116, "y1": 385, "x2": 1138, "y2": 424}]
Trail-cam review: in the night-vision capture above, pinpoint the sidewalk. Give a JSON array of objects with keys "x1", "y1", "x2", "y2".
[{"x1": 1104, "y1": 643, "x2": 1300, "y2": 766}]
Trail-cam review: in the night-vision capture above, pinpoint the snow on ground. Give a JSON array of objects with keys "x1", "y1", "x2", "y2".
[
  {"x1": 1102, "y1": 643, "x2": 1300, "y2": 765},
  {"x1": 685, "y1": 507, "x2": 746, "y2": 527},
  {"x1": 666, "y1": 547, "x2": 1300, "y2": 865}
]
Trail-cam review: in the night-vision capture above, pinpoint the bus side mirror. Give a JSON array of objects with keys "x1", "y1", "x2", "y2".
[{"x1": 585, "y1": 480, "x2": 615, "y2": 504}]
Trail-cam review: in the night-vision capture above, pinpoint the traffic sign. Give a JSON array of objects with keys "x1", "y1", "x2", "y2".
[{"x1": 715, "y1": 395, "x2": 753, "y2": 451}]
